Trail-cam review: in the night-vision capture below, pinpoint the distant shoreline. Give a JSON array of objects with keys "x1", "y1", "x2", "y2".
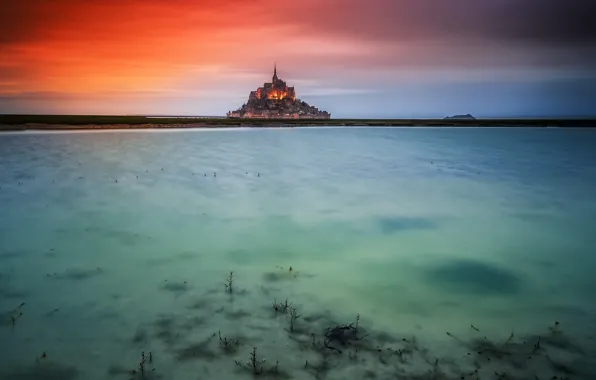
[{"x1": 0, "y1": 115, "x2": 595, "y2": 131}]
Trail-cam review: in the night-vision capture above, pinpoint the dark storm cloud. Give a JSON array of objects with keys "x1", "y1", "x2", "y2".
[
  {"x1": 287, "y1": 0, "x2": 596, "y2": 48},
  {"x1": 3, "y1": 0, "x2": 595, "y2": 48},
  {"x1": 2, "y1": 0, "x2": 593, "y2": 73}
]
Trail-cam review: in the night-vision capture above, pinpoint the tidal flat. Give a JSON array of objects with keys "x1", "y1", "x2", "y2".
[
  {"x1": 0, "y1": 114, "x2": 595, "y2": 130},
  {"x1": 1, "y1": 127, "x2": 596, "y2": 379}
]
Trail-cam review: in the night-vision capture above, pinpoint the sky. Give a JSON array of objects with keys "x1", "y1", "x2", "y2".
[{"x1": 1, "y1": 0, "x2": 595, "y2": 118}]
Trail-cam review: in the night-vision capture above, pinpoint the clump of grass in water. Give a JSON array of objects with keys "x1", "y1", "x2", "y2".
[
  {"x1": 6, "y1": 302, "x2": 25, "y2": 327},
  {"x1": 272, "y1": 265, "x2": 300, "y2": 280},
  {"x1": 235, "y1": 346, "x2": 266, "y2": 375},
  {"x1": 235, "y1": 347, "x2": 287, "y2": 378},
  {"x1": 257, "y1": 275, "x2": 589, "y2": 380},
  {"x1": 35, "y1": 351, "x2": 47, "y2": 362},
  {"x1": 224, "y1": 271, "x2": 234, "y2": 293},
  {"x1": 219, "y1": 331, "x2": 240, "y2": 354},
  {"x1": 272, "y1": 298, "x2": 291, "y2": 314},
  {"x1": 321, "y1": 314, "x2": 369, "y2": 352},
  {"x1": 130, "y1": 351, "x2": 155, "y2": 378},
  {"x1": 100, "y1": 263, "x2": 596, "y2": 379},
  {"x1": 288, "y1": 307, "x2": 300, "y2": 332},
  {"x1": 443, "y1": 321, "x2": 583, "y2": 379},
  {"x1": 107, "y1": 351, "x2": 157, "y2": 378}
]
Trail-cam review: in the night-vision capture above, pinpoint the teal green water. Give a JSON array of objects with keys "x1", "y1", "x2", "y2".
[{"x1": 1, "y1": 127, "x2": 595, "y2": 379}]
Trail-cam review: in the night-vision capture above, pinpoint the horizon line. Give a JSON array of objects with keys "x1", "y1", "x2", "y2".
[{"x1": 1, "y1": 114, "x2": 596, "y2": 121}]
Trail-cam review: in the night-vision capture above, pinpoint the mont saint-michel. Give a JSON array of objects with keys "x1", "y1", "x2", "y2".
[{"x1": 227, "y1": 65, "x2": 331, "y2": 119}]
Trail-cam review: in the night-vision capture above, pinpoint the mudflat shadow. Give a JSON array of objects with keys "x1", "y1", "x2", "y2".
[
  {"x1": 47, "y1": 267, "x2": 104, "y2": 281},
  {"x1": 0, "y1": 249, "x2": 29, "y2": 260},
  {"x1": 0, "y1": 362, "x2": 79, "y2": 380},
  {"x1": 160, "y1": 281, "x2": 190, "y2": 296},
  {"x1": 377, "y1": 216, "x2": 437, "y2": 234},
  {"x1": 424, "y1": 259, "x2": 522, "y2": 295}
]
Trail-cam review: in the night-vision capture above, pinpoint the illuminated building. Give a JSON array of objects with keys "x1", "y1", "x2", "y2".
[{"x1": 227, "y1": 64, "x2": 330, "y2": 119}]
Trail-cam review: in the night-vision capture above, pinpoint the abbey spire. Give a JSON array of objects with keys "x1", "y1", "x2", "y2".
[{"x1": 272, "y1": 62, "x2": 278, "y2": 82}]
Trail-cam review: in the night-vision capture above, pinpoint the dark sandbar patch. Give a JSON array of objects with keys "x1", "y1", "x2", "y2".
[
  {"x1": 153, "y1": 316, "x2": 179, "y2": 345},
  {"x1": 1, "y1": 362, "x2": 79, "y2": 380},
  {"x1": 186, "y1": 297, "x2": 212, "y2": 311},
  {"x1": 150, "y1": 313, "x2": 208, "y2": 347},
  {"x1": 47, "y1": 267, "x2": 104, "y2": 281},
  {"x1": 0, "y1": 249, "x2": 28, "y2": 260},
  {"x1": 132, "y1": 328, "x2": 148, "y2": 344},
  {"x1": 57, "y1": 225, "x2": 144, "y2": 247},
  {"x1": 224, "y1": 308, "x2": 252, "y2": 320},
  {"x1": 44, "y1": 249, "x2": 59, "y2": 258},
  {"x1": 424, "y1": 259, "x2": 522, "y2": 295},
  {"x1": 0, "y1": 289, "x2": 27, "y2": 299},
  {"x1": 263, "y1": 266, "x2": 315, "y2": 283},
  {"x1": 160, "y1": 280, "x2": 190, "y2": 293},
  {"x1": 175, "y1": 334, "x2": 218, "y2": 361},
  {"x1": 377, "y1": 216, "x2": 437, "y2": 234},
  {"x1": 180, "y1": 316, "x2": 208, "y2": 329},
  {"x1": 263, "y1": 271, "x2": 295, "y2": 283}
]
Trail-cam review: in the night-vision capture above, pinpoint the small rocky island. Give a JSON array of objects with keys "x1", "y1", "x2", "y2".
[
  {"x1": 227, "y1": 65, "x2": 330, "y2": 119},
  {"x1": 444, "y1": 114, "x2": 476, "y2": 120}
]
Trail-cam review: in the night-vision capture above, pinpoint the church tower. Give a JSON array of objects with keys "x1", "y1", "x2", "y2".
[{"x1": 272, "y1": 62, "x2": 278, "y2": 82}]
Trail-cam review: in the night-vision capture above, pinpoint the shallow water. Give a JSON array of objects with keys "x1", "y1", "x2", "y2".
[{"x1": 1, "y1": 127, "x2": 596, "y2": 379}]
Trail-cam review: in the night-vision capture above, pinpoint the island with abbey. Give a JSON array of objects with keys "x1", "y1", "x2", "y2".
[
  {"x1": 5, "y1": 62, "x2": 591, "y2": 129},
  {"x1": 227, "y1": 64, "x2": 331, "y2": 119}
]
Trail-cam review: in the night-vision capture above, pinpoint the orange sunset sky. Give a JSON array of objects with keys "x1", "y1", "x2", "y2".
[{"x1": 1, "y1": 0, "x2": 595, "y2": 117}]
